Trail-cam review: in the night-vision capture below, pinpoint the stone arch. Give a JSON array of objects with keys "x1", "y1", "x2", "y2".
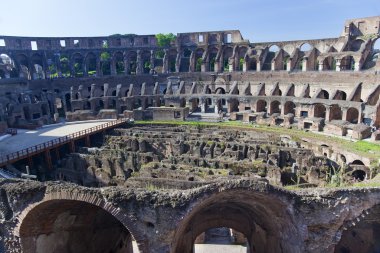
[
  {"x1": 30, "y1": 53, "x2": 45, "y2": 79},
  {"x1": 208, "y1": 47, "x2": 218, "y2": 72},
  {"x1": 329, "y1": 104, "x2": 343, "y2": 121},
  {"x1": 346, "y1": 107, "x2": 359, "y2": 123},
  {"x1": 168, "y1": 49, "x2": 177, "y2": 73},
  {"x1": 262, "y1": 45, "x2": 280, "y2": 70},
  {"x1": 323, "y1": 56, "x2": 336, "y2": 71},
  {"x1": 71, "y1": 52, "x2": 84, "y2": 77},
  {"x1": 340, "y1": 55, "x2": 355, "y2": 71},
  {"x1": 84, "y1": 52, "x2": 97, "y2": 76},
  {"x1": 256, "y1": 100, "x2": 267, "y2": 112},
  {"x1": 114, "y1": 51, "x2": 125, "y2": 74},
  {"x1": 334, "y1": 204, "x2": 380, "y2": 253},
  {"x1": 316, "y1": 89, "x2": 330, "y2": 99},
  {"x1": 222, "y1": 46, "x2": 233, "y2": 72},
  {"x1": 0, "y1": 53, "x2": 18, "y2": 77},
  {"x1": 314, "y1": 103, "x2": 326, "y2": 119},
  {"x1": 126, "y1": 51, "x2": 137, "y2": 75},
  {"x1": 284, "y1": 101, "x2": 296, "y2": 115},
  {"x1": 269, "y1": 100, "x2": 281, "y2": 114},
  {"x1": 300, "y1": 42, "x2": 312, "y2": 52},
  {"x1": 170, "y1": 188, "x2": 302, "y2": 253},
  {"x1": 180, "y1": 48, "x2": 191, "y2": 72},
  {"x1": 16, "y1": 191, "x2": 147, "y2": 253},
  {"x1": 215, "y1": 87, "x2": 226, "y2": 94},
  {"x1": 350, "y1": 159, "x2": 365, "y2": 166},
  {"x1": 350, "y1": 39, "x2": 365, "y2": 52},
  {"x1": 332, "y1": 90, "x2": 347, "y2": 100},
  {"x1": 141, "y1": 50, "x2": 151, "y2": 74},
  {"x1": 194, "y1": 48, "x2": 204, "y2": 72},
  {"x1": 237, "y1": 46, "x2": 248, "y2": 71},
  {"x1": 16, "y1": 53, "x2": 30, "y2": 78},
  {"x1": 247, "y1": 57, "x2": 257, "y2": 71}
]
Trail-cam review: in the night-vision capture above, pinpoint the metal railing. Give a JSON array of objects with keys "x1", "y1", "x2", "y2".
[{"x1": 0, "y1": 119, "x2": 128, "y2": 167}]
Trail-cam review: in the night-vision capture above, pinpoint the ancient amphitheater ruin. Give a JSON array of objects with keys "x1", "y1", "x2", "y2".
[{"x1": 0, "y1": 16, "x2": 379, "y2": 253}]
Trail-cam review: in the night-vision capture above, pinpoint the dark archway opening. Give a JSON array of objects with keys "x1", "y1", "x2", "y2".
[{"x1": 19, "y1": 200, "x2": 137, "y2": 253}]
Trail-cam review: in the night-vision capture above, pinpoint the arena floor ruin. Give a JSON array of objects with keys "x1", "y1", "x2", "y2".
[{"x1": 0, "y1": 15, "x2": 380, "y2": 253}]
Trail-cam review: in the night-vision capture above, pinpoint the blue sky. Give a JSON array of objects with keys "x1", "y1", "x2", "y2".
[{"x1": 0, "y1": 0, "x2": 379, "y2": 42}]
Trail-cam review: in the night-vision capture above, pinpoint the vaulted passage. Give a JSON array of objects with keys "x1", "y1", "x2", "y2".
[
  {"x1": 171, "y1": 190, "x2": 301, "y2": 253},
  {"x1": 335, "y1": 205, "x2": 380, "y2": 253},
  {"x1": 19, "y1": 200, "x2": 135, "y2": 253}
]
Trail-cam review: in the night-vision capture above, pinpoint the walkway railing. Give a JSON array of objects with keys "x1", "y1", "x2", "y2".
[{"x1": 0, "y1": 119, "x2": 128, "y2": 167}]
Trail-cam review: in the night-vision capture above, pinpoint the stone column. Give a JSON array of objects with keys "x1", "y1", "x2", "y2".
[
  {"x1": 90, "y1": 84, "x2": 96, "y2": 98},
  {"x1": 286, "y1": 60, "x2": 292, "y2": 71},
  {"x1": 189, "y1": 51, "x2": 195, "y2": 72},
  {"x1": 96, "y1": 59, "x2": 102, "y2": 76},
  {"x1": 200, "y1": 99, "x2": 206, "y2": 113},
  {"x1": 302, "y1": 58, "x2": 308, "y2": 71},
  {"x1": 342, "y1": 108, "x2": 348, "y2": 121},
  {"x1": 354, "y1": 60, "x2": 360, "y2": 71},
  {"x1": 124, "y1": 53, "x2": 130, "y2": 75},
  {"x1": 256, "y1": 60, "x2": 262, "y2": 72},
  {"x1": 214, "y1": 99, "x2": 220, "y2": 114},
  {"x1": 335, "y1": 59, "x2": 341, "y2": 71},
  {"x1": 358, "y1": 106, "x2": 364, "y2": 123},
  {"x1": 162, "y1": 49, "x2": 169, "y2": 73},
  {"x1": 150, "y1": 50, "x2": 155, "y2": 74},
  {"x1": 318, "y1": 60, "x2": 324, "y2": 71},
  {"x1": 325, "y1": 106, "x2": 331, "y2": 121},
  {"x1": 110, "y1": 58, "x2": 117, "y2": 76},
  {"x1": 136, "y1": 50, "x2": 143, "y2": 75},
  {"x1": 175, "y1": 52, "x2": 181, "y2": 73}
]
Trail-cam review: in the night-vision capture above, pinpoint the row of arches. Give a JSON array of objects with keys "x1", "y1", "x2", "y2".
[
  {"x1": 15, "y1": 185, "x2": 380, "y2": 253},
  {"x1": 1, "y1": 38, "x2": 378, "y2": 79}
]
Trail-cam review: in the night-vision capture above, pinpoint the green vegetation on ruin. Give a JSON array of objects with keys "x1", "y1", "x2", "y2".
[{"x1": 134, "y1": 120, "x2": 380, "y2": 161}]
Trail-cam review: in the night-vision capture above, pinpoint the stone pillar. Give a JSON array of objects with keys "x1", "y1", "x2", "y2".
[
  {"x1": 335, "y1": 59, "x2": 341, "y2": 71},
  {"x1": 342, "y1": 108, "x2": 348, "y2": 121},
  {"x1": 242, "y1": 61, "x2": 247, "y2": 72},
  {"x1": 110, "y1": 59, "x2": 117, "y2": 75},
  {"x1": 124, "y1": 53, "x2": 130, "y2": 75},
  {"x1": 70, "y1": 86, "x2": 75, "y2": 100},
  {"x1": 286, "y1": 60, "x2": 292, "y2": 71},
  {"x1": 228, "y1": 58, "x2": 234, "y2": 72},
  {"x1": 271, "y1": 61, "x2": 276, "y2": 71},
  {"x1": 175, "y1": 52, "x2": 181, "y2": 73},
  {"x1": 90, "y1": 84, "x2": 96, "y2": 98},
  {"x1": 200, "y1": 99, "x2": 206, "y2": 113},
  {"x1": 136, "y1": 50, "x2": 143, "y2": 75},
  {"x1": 103, "y1": 83, "x2": 109, "y2": 97},
  {"x1": 214, "y1": 99, "x2": 219, "y2": 114},
  {"x1": 189, "y1": 51, "x2": 195, "y2": 72},
  {"x1": 325, "y1": 106, "x2": 331, "y2": 121},
  {"x1": 354, "y1": 61, "x2": 360, "y2": 71},
  {"x1": 302, "y1": 58, "x2": 308, "y2": 71},
  {"x1": 96, "y1": 60, "x2": 102, "y2": 76},
  {"x1": 162, "y1": 49, "x2": 169, "y2": 74},
  {"x1": 201, "y1": 62, "x2": 207, "y2": 72},
  {"x1": 318, "y1": 60, "x2": 324, "y2": 71},
  {"x1": 256, "y1": 61, "x2": 262, "y2": 72},
  {"x1": 358, "y1": 106, "x2": 364, "y2": 123},
  {"x1": 150, "y1": 50, "x2": 155, "y2": 74},
  {"x1": 214, "y1": 61, "x2": 221, "y2": 73}
]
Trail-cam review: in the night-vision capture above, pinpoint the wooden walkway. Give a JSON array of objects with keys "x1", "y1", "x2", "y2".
[{"x1": 0, "y1": 119, "x2": 128, "y2": 167}]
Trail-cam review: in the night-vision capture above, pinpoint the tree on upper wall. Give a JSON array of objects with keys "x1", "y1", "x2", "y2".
[
  {"x1": 101, "y1": 42, "x2": 111, "y2": 75},
  {"x1": 155, "y1": 33, "x2": 176, "y2": 47},
  {"x1": 59, "y1": 55, "x2": 71, "y2": 77}
]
